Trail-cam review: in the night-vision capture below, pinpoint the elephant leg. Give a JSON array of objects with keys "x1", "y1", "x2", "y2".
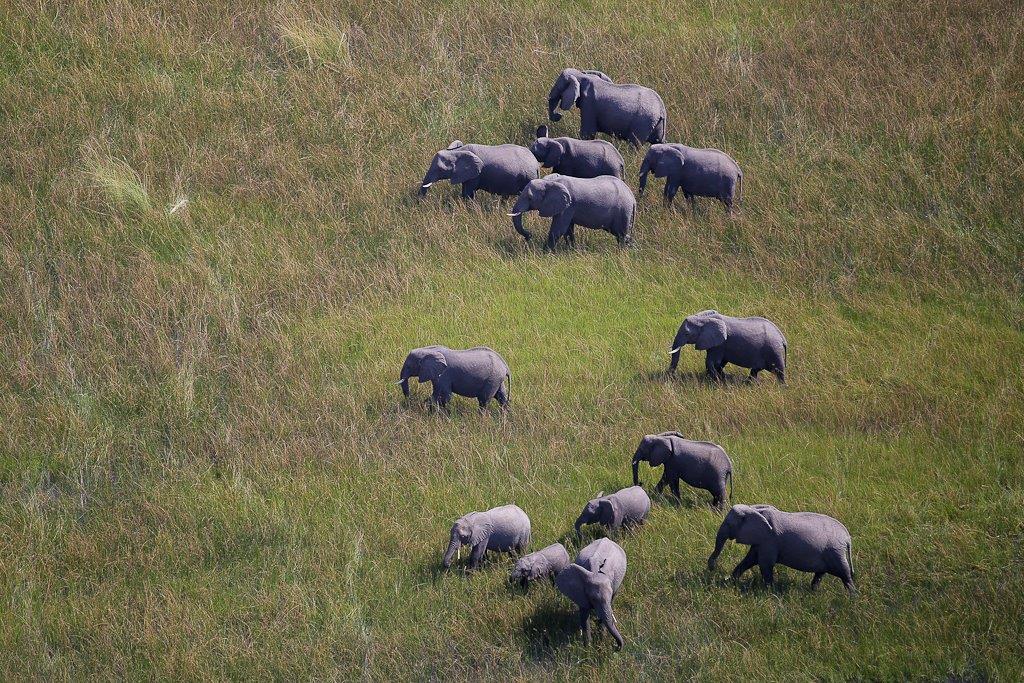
[
  {"x1": 544, "y1": 214, "x2": 573, "y2": 252},
  {"x1": 711, "y1": 483, "x2": 727, "y2": 510},
  {"x1": 460, "y1": 179, "x2": 479, "y2": 200},
  {"x1": 579, "y1": 607, "x2": 592, "y2": 644},
  {"x1": 705, "y1": 353, "x2": 725, "y2": 382},
  {"x1": 654, "y1": 472, "x2": 667, "y2": 494},
  {"x1": 731, "y1": 547, "x2": 759, "y2": 579},
  {"x1": 748, "y1": 368, "x2": 761, "y2": 383},
  {"x1": 757, "y1": 547, "x2": 778, "y2": 588},
  {"x1": 664, "y1": 182, "x2": 678, "y2": 206},
  {"x1": 686, "y1": 193, "x2": 697, "y2": 214},
  {"x1": 773, "y1": 368, "x2": 786, "y2": 384},
  {"x1": 564, "y1": 224, "x2": 576, "y2": 248},
  {"x1": 477, "y1": 396, "x2": 489, "y2": 413},
  {"x1": 469, "y1": 541, "x2": 487, "y2": 569},
  {"x1": 670, "y1": 476, "x2": 681, "y2": 499},
  {"x1": 494, "y1": 383, "x2": 509, "y2": 409},
  {"x1": 811, "y1": 572, "x2": 825, "y2": 590}
]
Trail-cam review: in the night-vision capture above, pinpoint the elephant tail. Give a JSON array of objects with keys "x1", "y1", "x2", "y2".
[
  {"x1": 846, "y1": 540, "x2": 855, "y2": 577},
  {"x1": 651, "y1": 115, "x2": 666, "y2": 144},
  {"x1": 726, "y1": 470, "x2": 733, "y2": 504},
  {"x1": 736, "y1": 168, "x2": 743, "y2": 204},
  {"x1": 506, "y1": 372, "x2": 511, "y2": 401}
]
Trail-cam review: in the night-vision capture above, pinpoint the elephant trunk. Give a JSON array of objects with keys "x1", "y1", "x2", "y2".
[
  {"x1": 547, "y1": 95, "x2": 562, "y2": 122},
  {"x1": 573, "y1": 516, "x2": 585, "y2": 537},
  {"x1": 638, "y1": 157, "x2": 650, "y2": 197},
  {"x1": 668, "y1": 331, "x2": 686, "y2": 373},
  {"x1": 597, "y1": 603, "x2": 624, "y2": 650},
  {"x1": 632, "y1": 456, "x2": 642, "y2": 486},
  {"x1": 419, "y1": 161, "x2": 444, "y2": 196},
  {"x1": 442, "y1": 535, "x2": 460, "y2": 569},
  {"x1": 707, "y1": 523, "x2": 731, "y2": 570},
  {"x1": 509, "y1": 196, "x2": 532, "y2": 241},
  {"x1": 398, "y1": 367, "x2": 414, "y2": 397}
]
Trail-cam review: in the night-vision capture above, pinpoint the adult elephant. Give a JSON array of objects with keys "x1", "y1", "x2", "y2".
[
  {"x1": 507, "y1": 174, "x2": 635, "y2": 250},
  {"x1": 397, "y1": 345, "x2": 511, "y2": 412},
  {"x1": 419, "y1": 141, "x2": 538, "y2": 199},
  {"x1": 547, "y1": 68, "x2": 666, "y2": 147}
]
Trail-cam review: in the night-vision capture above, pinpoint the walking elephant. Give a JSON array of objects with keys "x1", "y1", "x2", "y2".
[
  {"x1": 668, "y1": 310, "x2": 787, "y2": 383},
  {"x1": 442, "y1": 504, "x2": 531, "y2": 570},
  {"x1": 638, "y1": 144, "x2": 742, "y2": 213},
  {"x1": 555, "y1": 538, "x2": 627, "y2": 649},
  {"x1": 632, "y1": 432, "x2": 733, "y2": 509},
  {"x1": 509, "y1": 543, "x2": 571, "y2": 590},
  {"x1": 530, "y1": 125, "x2": 625, "y2": 179},
  {"x1": 398, "y1": 345, "x2": 511, "y2": 411},
  {"x1": 547, "y1": 68, "x2": 666, "y2": 146},
  {"x1": 574, "y1": 486, "x2": 651, "y2": 536},
  {"x1": 419, "y1": 141, "x2": 538, "y2": 199}
]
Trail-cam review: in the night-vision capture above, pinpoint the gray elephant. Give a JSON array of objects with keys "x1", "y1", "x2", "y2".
[
  {"x1": 638, "y1": 144, "x2": 742, "y2": 213},
  {"x1": 530, "y1": 125, "x2": 624, "y2": 179},
  {"x1": 574, "y1": 486, "x2": 651, "y2": 536},
  {"x1": 398, "y1": 345, "x2": 511, "y2": 411},
  {"x1": 507, "y1": 174, "x2": 635, "y2": 251},
  {"x1": 442, "y1": 504, "x2": 531, "y2": 570},
  {"x1": 419, "y1": 141, "x2": 538, "y2": 199},
  {"x1": 707, "y1": 504, "x2": 856, "y2": 593},
  {"x1": 668, "y1": 310, "x2": 787, "y2": 383},
  {"x1": 509, "y1": 542, "x2": 571, "y2": 589},
  {"x1": 632, "y1": 432, "x2": 733, "y2": 509},
  {"x1": 555, "y1": 538, "x2": 627, "y2": 649},
  {"x1": 547, "y1": 68, "x2": 666, "y2": 147}
]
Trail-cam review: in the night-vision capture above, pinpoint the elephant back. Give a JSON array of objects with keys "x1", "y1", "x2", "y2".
[{"x1": 576, "y1": 538, "x2": 627, "y2": 592}]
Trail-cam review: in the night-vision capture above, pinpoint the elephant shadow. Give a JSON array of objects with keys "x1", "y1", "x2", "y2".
[
  {"x1": 640, "y1": 369, "x2": 750, "y2": 387},
  {"x1": 520, "y1": 601, "x2": 579, "y2": 660},
  {"x1": 673, "y1": 566, "x2": 808, "y2": 596},
  {"x1": 649, "y1": 488, "x2": 716, "y2": 511}
]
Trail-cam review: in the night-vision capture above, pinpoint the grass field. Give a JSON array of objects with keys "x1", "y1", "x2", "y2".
[{"x1": 2, "y1": 0, "x2": 1023, "y2": 679}]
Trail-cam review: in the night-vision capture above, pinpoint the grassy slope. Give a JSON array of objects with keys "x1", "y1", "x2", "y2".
[{"x1": 2, "y1": 0, "x2": 1023, "y2": 679}]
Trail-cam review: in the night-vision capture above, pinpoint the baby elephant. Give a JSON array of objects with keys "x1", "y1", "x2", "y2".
[
  {"x1": 398, "y1": 345, "x2": 511, "y2": 411},
  {"x1": 633, "y1": 432, "x2": 733, "y2": 509},
  {"x1": 555, "y1": 538, "x2": 627, "y2": 649},
  {"x1": 508, "y1": 174, "x2": 636, "y2": 251},
  {"x1": 574, "y1": 486, "x2": 651, "y2": 536},
  {"x1": 530, "y1": 125, "x2": 625, "y2": 179},
  {"x1": 707, "y1": 504, "x2": 855, "y2": 593},
  {"x1": 442, "y1": 504, "x2": 531, "y2": 570},
  {"x1": 638, "y1": 144, "x2": 742, "y2": 214},
  {"x1": 508, "y1": 542, "x2": 571, "y2": 589},
  {"x1": 669, "y1": 310, "x2": 787, "y2": 383},
  {"x1": 419, "y1": 141, "x2": 538, "y2": 199}
]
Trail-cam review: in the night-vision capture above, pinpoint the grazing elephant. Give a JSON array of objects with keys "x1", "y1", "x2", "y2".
[
  {"x1": 398, "y1": 345, "x2": 511, "y2": 411},
  {"x1": 547, "y1": 68, "x2": 666, "y2": 147},
  {"x1": 507, "y1": 174, "x2": 635, "y2": 250},
  {"x1": 530, "y1": 125, "x2": 625, "y2": 179},
  {"x1": 509, "y1": 542, "x2": 571, "y2": 589},
  {"x1": 707, "y1": 504, "x2": 856, "y2": 593},
  {"x1": 442, "y1": 504, "x2": 531, "y2": 570},
  {"x1": 638, "y1": 144, "x2": 743, "y2": 213},
  {"x1": 574, "y1": 486, "x2": 651, "y2": 536},
  {"x1": 632, "y1": 432, "x2": 733, "y2": 509},
  {"x1": 419, "y1": 141, "x2": 538, "y2": 199},
  {"x1": 555, "y1": 538, "x2": 627, "y2": 649},
  {"x1": 668, "y1": 310, "x2": 787, "y2": 383}
]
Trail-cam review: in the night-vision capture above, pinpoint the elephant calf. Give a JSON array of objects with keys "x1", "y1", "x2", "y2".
[
  {"x1": 509, "y1": 542, "x2": 571, "y2": 589},
  {"x1": 707, "y1": 504, "x2": 856, "y2": 593},
  {"x1": 508, "y1": 174, "x2": 635, "y2": 251},
  {"x1": 530, "y1": 125, "x2": 625, "y2": 179},
  {"x1": 639, "y1": 144, "x2": 742, "y2": 213},
  {"x1": 633, "y1": 432, "x2": 733, "y2": 509},
  {"x1": 419, "y1": 141, "x2": 538, "y2": 199},
  {"x1": 398, "y1": 345, "x2": 511, "y2": 412},
  {"x1": 443, "y1": 504, "x2": 531, "y2": 570},
  {"x1": 669, "y1": 310, "x2": 787, "y2": 384},
  {"x1": 575, "y1": 486, "x2": 651, "y2": 536},
  {"x1": 555, "y1": 538, "x2": 627, "y2": 649}
]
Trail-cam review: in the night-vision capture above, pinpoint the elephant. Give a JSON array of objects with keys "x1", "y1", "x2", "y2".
[
  {"x1": 547, "y1": 68, "x2": 666, "y2": 147},
  {"x1": 419, "y1": 141, "x2": 538, "y2": 199},
  {"x1": 632, "y1": 432, "x2": 733, "y2": 509},
  {"x1": 397, "y1": 345, "x2": 511, "y2": 411},
  {"x1": 530, "y1": 125, "x2": 625, "y2": 179},
  {"x1": 638, "y1": 144, "x2": 743, "y2": 213},
  {"x1": 442, "y1": 504, "x2": 531, "y2": 570},
  {"x1": 555, "y1": 537, "x2": 627, "y2": 649},
  {"x1": 574, "y1": 486, "x2": 651, "y2": 536},
  {"x1": 507, "y1": 174, "x2": 635, "y2": 251},
  {"x1": 509, "y1": 542, "x2": 571, "y2": 590},
  {"x1": 707, "y1": 504, "x2": 856, "y2": 593},
  {"x1": 668, "y1": 310, "x2": 787, "y2": 383}
]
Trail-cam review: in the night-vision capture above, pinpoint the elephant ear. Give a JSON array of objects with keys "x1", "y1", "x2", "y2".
[
  {"x1": 555, "y1": 565, "x2": 591, "y2": 609},
  {"x1": 598, "y1": 498, "x2": 621, "y2": 527},
  {"x1": 535, "y1": 125, "x2": 549, "y2": 139},
  {"x1": 693, "y1": 314, "x2": 728, "y2": 350},
  {"x1": 419, "y1": 350, "x2": 448, "y2": 382},
  {"x1": 451, "y1": 151, "x2": 484, "y2": 184},
  {"x1": 538, "y1": 180, "x2": 572, "y2": 217},
  {"x1": 446, "y1": 140, "x2": 464, "y2": 150},
  {"x1": 735, "y1": 504, "x2": 773, "y2": 543},
  {"x1": 559, "y1": 73, "x2": 581, "y2": 110},
  {"x1": 582, "y1": 69, "x2": 613, "y2": 82},
  {"x1": 655, "y1": 146, "x2": 686, "y2": 178},
  {"x1": 648, "y1": 437, "x2": 671, "y2": 467},
  {"x1": 544, "y1": 139, "x2": 564, "y2": 167}
]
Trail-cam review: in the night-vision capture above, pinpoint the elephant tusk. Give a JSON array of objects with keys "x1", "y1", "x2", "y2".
[
  {"x1": 395, "y1": 380, "x2": 405, "y2": 385},
  {"x1": 506, "y1": 212, "x2": 523, "y2": 217},
  {"x1": 669, "y1": 347, "x2": 682, "y2": 354},
  {"x1": 421, "y1": 182, "x2": 433, "y2": 188},
  {"x1": 457, "y1": 547, "x2": 462, "y2": 560}
]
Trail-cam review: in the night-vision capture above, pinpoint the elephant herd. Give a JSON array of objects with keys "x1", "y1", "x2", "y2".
[
  {"x1": 404, "y1": 68, "x2": 853, "y2": 650},
  {"x1": 419, "y1": 68, "x2": 742, "y2": 251}
]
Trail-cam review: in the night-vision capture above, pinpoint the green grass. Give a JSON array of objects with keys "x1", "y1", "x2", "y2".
[{"x1": 1, "y1": 0, "x2": 1022, "y2": 679}]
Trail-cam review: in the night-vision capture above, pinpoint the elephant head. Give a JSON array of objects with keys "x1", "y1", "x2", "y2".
[
  {"x1": 547, "y1": 69, "x2": 613, "y2": 121},
  {"x1": 707, "y1": 504, "x2": 775, "y2": 570},
  {"x1": 638, "y1": 144, "x2": 685, "y2": 197},
  {"x1": 397, "y1": 346, "x2": 444, "y2": 397},
  {"x1": 507, "y1": 177, "x2": 573, "y2": 241},
  {"x1": 419, "y1": 141, "x2": 485, "y2": 196},
  {"x1": 575, "y1": 493, "x2": 621, "y2": 535},
  {"x1": 632, "y1": 432, "x2": 683, "y2": 485},
  {"x1": 529, "y1": 126, "x2": 565, "y2": 169},
  {"x1": 669, "y1": 310, "x2": 728, "y2": 369},
  {"x1": 417, "y1": 350, "x2": 448, "y2": 385},
  {"x1": 443, "y1": 514, "x2": 481, "y2": 569},
  {"x1": 555, "y1": 562, "x2": 624, "y2": 649},
  {"x1": 509, "y1": 555, "x2": 541, "y2": 589}
]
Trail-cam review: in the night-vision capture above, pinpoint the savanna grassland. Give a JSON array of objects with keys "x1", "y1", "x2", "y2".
[{"x1": 2, "y1": 0, "x2": 1023, "y2": 679}]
